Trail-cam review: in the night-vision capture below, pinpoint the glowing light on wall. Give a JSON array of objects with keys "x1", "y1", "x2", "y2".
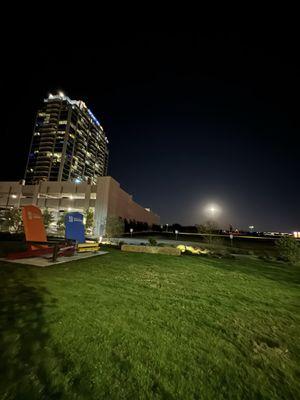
[{"x1": 87, "y1": 109, "x2": 100, "y2": 126}]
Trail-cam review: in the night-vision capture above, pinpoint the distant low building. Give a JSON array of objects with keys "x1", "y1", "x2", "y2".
[
  {"x1": 263, "y1": 231, "x2": 291, "y2": 237},
  {"x1": 0, "y1": 177, "x2": 160, "y2": 236}
]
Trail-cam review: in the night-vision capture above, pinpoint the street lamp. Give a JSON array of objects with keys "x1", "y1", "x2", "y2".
[
  {"x1": 175, "y1": 230, "x2": 179, "y2": 240},
  {"x1": 166, "y1": 223, "x2": 169, "y2": 232},
  {"x1": 249, "y1": 225, "x2": 254, "y2": 234},
  {"x1": 130, "y1": 228, "x2": 133, "y2": 237}
]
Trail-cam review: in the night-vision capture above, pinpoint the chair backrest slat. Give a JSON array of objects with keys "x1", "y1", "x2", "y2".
[{"x1": 22, "y1": 205, "x2": 47, "y2": 247}]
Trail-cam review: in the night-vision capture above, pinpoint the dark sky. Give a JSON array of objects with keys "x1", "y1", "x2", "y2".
[{"x1": 1, "y1": 31, "x2": 299, "y2": 231}]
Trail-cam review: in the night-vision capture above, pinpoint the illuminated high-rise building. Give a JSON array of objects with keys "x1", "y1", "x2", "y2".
[{"x1": 25, "y1": 92, "x2": 109, "y2": 185}]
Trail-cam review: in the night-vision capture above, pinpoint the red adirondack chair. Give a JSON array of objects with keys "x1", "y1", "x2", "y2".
[{"x1": 6, "y1": 205, "x2": 75, "y2": 261}]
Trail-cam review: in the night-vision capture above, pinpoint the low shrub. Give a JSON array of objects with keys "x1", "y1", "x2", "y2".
[
  {"x1": 230, "y1": 248, "x2": 248, "y2": 255},
  {"x1": 214, "y1": 249, "x2": 235, "y2": 259},
  {"x1": 148, "y1": 237, "x2": 158, "y2": 246},
  {"x1": 258, "y1": 253, "x2": 276, "y2": 263},
  {"x1": 275, "y1": 236, "x2": 300, "y2": 265},
  {"x1": 183, "y1": 249, "x2": 199, "y2": 256},
  {"x1": 178, "y1": 245, "x2": 211, "y2": 257}
]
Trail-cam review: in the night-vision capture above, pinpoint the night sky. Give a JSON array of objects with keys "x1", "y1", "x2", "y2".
[{"x1": 1, "y1": 31, "x2": 299, "y2": 231}]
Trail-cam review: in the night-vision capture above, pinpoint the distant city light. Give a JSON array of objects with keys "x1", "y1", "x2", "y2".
[
  {"x1": 293, "y1": 232, "x2": 300, "y2": 238},
  {"x1": 11, "y1": 194, "x2": 17, "y2": 198},
  {"x1": 58, "y1": 91, "x2": 65, "y2": 97}
]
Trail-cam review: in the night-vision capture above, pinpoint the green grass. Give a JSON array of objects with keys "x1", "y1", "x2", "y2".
[{"x1": 0, "y1": 249, "x2": 299, "y2": 399}]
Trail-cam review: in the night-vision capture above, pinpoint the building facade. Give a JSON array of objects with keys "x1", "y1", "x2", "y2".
[
  {"x1": 1, "y1": 92, "x2": 160, "y2": 235},
  {"x1": 25, "y1": 92, "x2": 109, "y2": 185},
  {"x1": 0, "y1": 177, "x2": 160, "y2": 236}
]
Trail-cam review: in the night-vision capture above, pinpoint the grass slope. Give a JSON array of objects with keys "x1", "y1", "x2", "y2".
[{"x1": 0, "y1": 249, "x2": 299, "y2": 399}]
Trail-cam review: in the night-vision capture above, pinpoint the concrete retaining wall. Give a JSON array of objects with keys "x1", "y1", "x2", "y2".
[{"x1": 121, "y1": 244, "x2": 181, "y2": 256}]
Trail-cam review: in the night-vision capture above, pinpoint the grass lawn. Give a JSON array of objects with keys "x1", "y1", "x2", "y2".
[{"x1": 0, "y1": 249, "x2": 299, "y2": 399}]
